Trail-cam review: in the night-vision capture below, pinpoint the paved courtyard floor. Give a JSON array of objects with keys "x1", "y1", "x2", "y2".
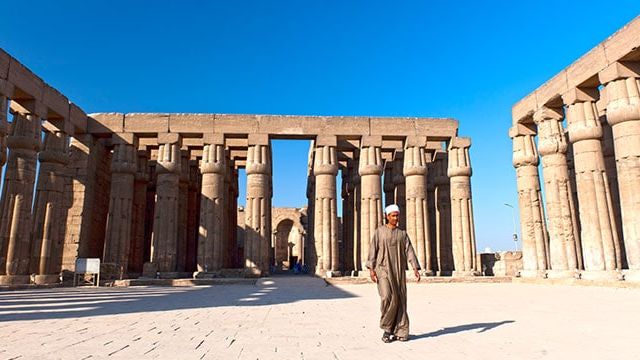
[{"x1": 1, "y1": 275, "x2": 639, "y2": 360}]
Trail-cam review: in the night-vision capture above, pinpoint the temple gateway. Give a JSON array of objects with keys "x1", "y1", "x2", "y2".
[{"x1": 0, "y1": 49, "x2": 478, "y2": 285}]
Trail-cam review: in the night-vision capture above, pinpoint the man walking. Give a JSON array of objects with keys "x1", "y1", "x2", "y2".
[{"x1": 366, "y1": 204, "x2": 421, "y2": 343}]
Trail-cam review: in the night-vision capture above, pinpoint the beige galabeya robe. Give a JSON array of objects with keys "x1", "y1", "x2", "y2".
[{"x1": 366, "y1": 225, "x2": 421, "y2": 338}]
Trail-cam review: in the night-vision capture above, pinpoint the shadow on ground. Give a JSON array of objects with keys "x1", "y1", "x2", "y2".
[
  {"x1": 0, "y1": 274, "x2": 357, "y2": 322},
  {"x1": 412, "y1": 320, "x2": 515, "y2": 339}
]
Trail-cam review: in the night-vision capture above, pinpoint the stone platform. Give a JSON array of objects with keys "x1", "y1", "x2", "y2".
[{"x1": 2, "y1": 275, "x2": 640, "y2": 359}]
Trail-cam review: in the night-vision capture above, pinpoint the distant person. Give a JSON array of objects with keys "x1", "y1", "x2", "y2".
[
  {"x1": 366, "y1": 204, "x2": 421, "y2": 343},
  {"x1": 293, "y1": 260, "x2": 302, "y2": 274}
]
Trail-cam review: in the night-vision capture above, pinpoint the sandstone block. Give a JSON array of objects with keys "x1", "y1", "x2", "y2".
[
  {"x1": 43, "y1": 84, "x2": 69, "y2": 120},
  {"x1": 248, "y1": 133, "x2": 269, "y2": 145},
  {"x1": 157, "y1": 132, "x2": 181, "y2": 144},
  {"x1": 87, "y1": 113, "x2": 124, "y2": 134},
  {"x1": 169, "y1": 113, "x2": 214, "y2": 133},
  {"x1": 534, "y1": 70, "x2": 568, "y2": 108},
  {"x1": 214, "y1": 114, "x2": 258, "y2": 134},
  {"x1": 603, "y1": 16, "x2": 640, "y2": 64},
  {"x1": 69, "y1": 103, "x2": 87, "y2": 134},
  {"x1": 323, "y1": 116, "x2": 369, "y2": 136},
  {"x1": 415, "y1": 118, "x2": 458, "y2": 139},
  {"x1": 598, "y1": 61, "x2": 640, "y2": 84},
  {"x1": 567, "y1": 45, "x2": 608, "y2": 89},
  {"x1": 257, "y1": 115, "x2": 319, "y2": 135},
  {"x1": 8, "y1": 58, "x2": 44, "y2": 99},
  {"x1": 370, "y1": 117, "x2": 416, "y2": 136},
  {"x1": 0, "y1": 48, "x2": 9, "y2": 79},
  {"x1": 125, "y1": 113, "x2": 169, "y2": 133},
  {"x1": 360, "y1": 135, "x2": 382, "y2": 147},
  {"x1": 202, "y1": 132, "x2": 224, "y2": 145}
]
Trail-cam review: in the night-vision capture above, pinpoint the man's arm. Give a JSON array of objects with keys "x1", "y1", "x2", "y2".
[
  {"x1": 404, "y1": 233, "x2": 421, "y2": 282},
  {"x1": 365, "y1": 229, "x2": 379, "y2": 283}
]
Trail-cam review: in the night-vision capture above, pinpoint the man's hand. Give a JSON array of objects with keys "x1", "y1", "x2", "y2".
[
  {"x1": 370, "y1": 269, "x2": 378, "y2": 283},
  {"x1": 414, "y1": 269, "x2": 421, "y2": 282}
]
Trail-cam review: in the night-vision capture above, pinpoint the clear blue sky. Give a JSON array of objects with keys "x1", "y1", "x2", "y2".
[{"x1": 1, "y1": 1, "x2": 639, "y2": 252}]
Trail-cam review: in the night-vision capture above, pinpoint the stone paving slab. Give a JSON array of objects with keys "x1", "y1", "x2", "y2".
[{"x1": 1, "y1": 275, "x2": 639, "y2": 360}]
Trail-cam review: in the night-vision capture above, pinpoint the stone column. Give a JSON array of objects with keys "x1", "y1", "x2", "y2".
[
  {"x1": 128, "y1": 149, "x2": 149, "y2": 276},
  {"x1": 383, "y1": 161, "x2": 394, "y2": 207},
  {"x1": 102, "y1": 134, "x2": 137, "y2": 278},
  {"x1": 392, "y1": 151, "x2": 407, "y2": 231},
  {"x1": 150, "y1": 134, "x2": 181, "y2": 275},
  {"x1": 175, "y1": 150, "x2": 190, "y2": 272},
  {"x1": 341, "y1": 165, "x2": 354, "y2": 273},
  {"x1": 30, "y1": 130, "x2": 68, "y2": 283},
  {"x1": 313, "y1": 136, "x2": 339, "y2": 275},
  {"x1": 434, "y1": 151, "x2": 453, "y2": 275},
  {"x1": 197, "y1": 135, "x2": 226, "y2": 272},
  {"x1": 599, "y1": 63, "x2": 640, "y2": 274},
  {"x1": 564, "y1": 90, "x2": 622, "y2": 277},
  {"x1": 359, "y1": 137, "x2": 384, "y2": 271},
  {"x1": 0, "y1": 110, "x2": 42, "y2": 284},
  {"x1": 426, "y1": 155, "x2": 438, "y2": 274},
  {"x1": 228, "y1": 164, "x2": 239, "y2": 268},
  {"x1": 403, "y1": 137, "x2": 431, "y2": 274},
  {"x1": 510, "y1": 124, "x2": 548, "y2": 276},
  {"x1": 186, "y1": 159, "x2": 200, "y2": 272},
  {"x1": 447, "y1": 137, "x2": 478, "y2": 276},
  {"x1": 534, "y1": 107, "x2": 582, "y2": 276},
  {"x1": 245, "y1": 134, "x2": 271, "y2": 275},
  {"x1": 0, "y1": 91, "x2": 8, "y2": 169},
  {"x1": 351, "y1": 163, "x2": 362, "y2": 272},
  {"x1": 598, "y1": 94, "x2": 625, "y2": 269},
  {"x1": 305, "y1": 165, "x2": 316, "y2": 270}
]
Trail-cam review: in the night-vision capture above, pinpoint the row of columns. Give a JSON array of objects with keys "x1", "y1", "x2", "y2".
[
  {"x1": 308, "y1": 135, "x2": 478, "y2": 276},
  {"x1": 511, "y1": 62, "x2": 640, "y2": 279},
  {"x1": 0, "y1": 100, "x2": 477, "y2": 282}
]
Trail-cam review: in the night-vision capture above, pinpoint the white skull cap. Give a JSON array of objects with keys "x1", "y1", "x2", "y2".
[{"x1": 384, "y1": 204, "x2": 400, "y2": 215}]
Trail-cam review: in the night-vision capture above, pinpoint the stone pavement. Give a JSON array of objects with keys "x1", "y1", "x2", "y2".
[{"x1": 1, "y1": 275, "x2": 639, "y2": 360}]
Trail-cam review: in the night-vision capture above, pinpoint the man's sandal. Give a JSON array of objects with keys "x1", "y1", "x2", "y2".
[
  {"x1": 381, "y1": 332, "x2": 395, "y2": 343},
  {"x1": 396, "y1": 336, "x2": 409, "y2": 342}
]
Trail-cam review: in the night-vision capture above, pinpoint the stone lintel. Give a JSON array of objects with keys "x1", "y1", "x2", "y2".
[
  {"x1": 0, "y1": 78, "x2": 15, "y2": 97},
  {"x1": 361, "y1": 135, "x2": 382, "y2": 147},
  {"x1": 508, "y1": 123, "x2": 537, "y2": 138},
  {"x1": 533, "y1": 106, "x2": 563, "y2": 124},
  {"x1": 603, "y1": 15, "x2": 640, "y2": 64},
  {"x1": 426, "y1": 141, "x2": 443, "y2": 150},
  {"x1": 382, "y1": 139, "x2": 403, "y2": 151},
  {"x1": 534, "y1": 71, "x2": 568, "y2": 108},
  {"x1": 324, "y1": 116, "x2": 370, "y2": 136},
  {"x1": 449, "y1": 137, "x2": 471, "y2": 149},
  {"x1": 229, "y1": 149, "x2": 247, "y2": 160},
  {"x1": 370, "y1": 117, "x2": 415, "y2": 136},
  {"x1": 513, "y1": 16, "x2": 640, "y2": 124},
  {"x1": 248, "y1": 133, "x2": 269, "y2": 146},
  {"x1": 567, "y1": 45, "x2": 608, "y2": 89},
  {"x1": 88, "y1": 113, "x2": 125, "y2": 134},
  {"x1": 0, "y1": 49, "x2": 9, "y2": 80},
  {"x1": 170, "y1": 113, "x2": 214, "y2": 133},
  {"x1": 182, "y1": 137, "x2": 203, "y2": 148},
  {"x1": 138, "y1": 137, "x2": 159, "y2": 148},
  {"x1": 202, "y1": 133, "x2": 224, "y2": 145},
  {"x1": 315, "y1": 135, "x2": 337, "y2": 147},
  {"x1": 598, "y1": 61, "x2": 640, "y2": 84},
  {"x1": 214, "y1": 114, "x2": 259, "y2": 135},
  {"x1": 158, "y1": 132, "x2": 181, "y2": 145},
  {"x1": 69, "y1": 103, "x2": 87, "y2": 134},
  {"x1": 125, "y1": 113, "x2": 170, "y2": 133},
  {"x1": 562, "y1": 87, "x2": 599, "y2": 106},
  {"x1": 10, "y1": 99, "x2": 47, "y2": 118},
  {"x1": 405, "y1": 136, "x2": 427, "y2": 148},
  {"x1": 226, "y1": 137, "x2": 248, "y2": 149},
  {"x1": 8, "y1": 58, "x2": 44, "y2": 101},
  {"x1": 112, "y1": 132, "x2": 136, "y2": 145},
  {"x1": 43, "y1": 84, "x2": 69, "y2": 120}
]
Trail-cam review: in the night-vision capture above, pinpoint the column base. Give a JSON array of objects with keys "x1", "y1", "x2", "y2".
[
  {"x1": 0, "y1": 275, "x2": 31, "y2": 285},
  {"x1": 436, "y1": 270, "x2": 453, "y2": 276},
  {"x1": 579, "y1": 270, "x2": 624, "y2": 281},
  {"x1": 545, "y1": 270, "x2": 581, "y2": 279},
  {"x1": 452, "y1": 270, "x2": 481, "y2": 277},
  {"x1": 324, "y1": 271, "x2": 342, "y2": 278},
  {"x1": 34, "y1": 274, "x2": 61, "y2": 285},
  {"x1": 622, "y1": 270, "x2": 640, "y2": 282},
  {"x1": 518, "y1": 269, "x2": 547, "y2": 278}
]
